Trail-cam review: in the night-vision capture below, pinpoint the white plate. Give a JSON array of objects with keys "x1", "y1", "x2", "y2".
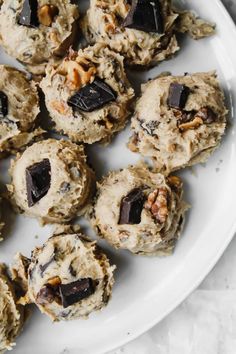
[{"x1": 0, "y1": 0, "x2": 236, "y2": 353}]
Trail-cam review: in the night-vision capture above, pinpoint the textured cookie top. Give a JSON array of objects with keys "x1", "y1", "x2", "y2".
[
  {"x1": 7, "y1": 139, "x2": 95, "y2": 224},
  {"x1": 81, "y1": 0, "x2": 214, "y2": 67},
  {"x1": 0, "y1": 0, "x2": 79, "y2": 74},
  {"x1": 18, "y1": 227, "x2": 115, "y2": 321},
  {"x1": 0, "y1": 264, "x2": 24, "y2": 353},
  {"x1": 0, "y1": 65, "x2": 43, "y2": 156},
  {"x1": 91, "y1": 164, "x2": 188, "y2": 255},
  {"x1": 129, "y1": 72, "x2": 228, "y2": 173},
  {"x1": 40, "y1": 43, "x2": 134, "y2": 144}
]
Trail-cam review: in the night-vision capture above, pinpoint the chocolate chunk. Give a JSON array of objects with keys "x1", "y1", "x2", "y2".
[
  {"x1": 67, "y1": 78, "x2": 117, "y2": 112},
  {"x1": 59, "y1": 278, "x2": 95, "y2": 308},
  {"x1": 36, "y1": 284, "x2": 57, "y2": 304},
  {"x1": 26, "y1": 158, "x2": 51, "y2": 207},
  {"x1": 119, "y1": 188, "x2": 145, "y2": 225},
  {"x1": 196, "y1": 107, "x2": 217, "y2": 124},
  {"x1": 0, "y1": 91, "x2": 8, "y2": 118},
  {"x1": 168, "y1": 83, "x2": 190, "y2": 109},
  {"x1": 18, "y1": 0, "x2": 39, "y2": 28},
  {"x1": 123, "y1": 0, "x2": 164, "y2": 34}
]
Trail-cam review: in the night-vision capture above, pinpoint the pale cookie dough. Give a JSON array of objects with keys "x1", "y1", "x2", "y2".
[
  {"x1": 128, "y1": 72, "x2": 228, "y2": 174},
  {"x1": 90, "y1": 164, "x2": 188, "y2": 256},
  {"x1": 0, "y1": 263, "x2": 25, "y2": 353},
  {"x1": 40, "y1": 43, "x2": 135, "y2": 144},
  {"x1": 0, "y1": 0, "x2": 79, "y2": 75},
  {"x1": 16, "y1": 226, "x2": 115, "y2": 321},
  {"x1": 7, "y1": 139, "x2": 95, "y2": 224},
  {"x1": 0, "y1": 199, "x2": 4, "y2": 241},
  {"x1": 0, "y1": 65, "x2": 44, "y2": 157},
  {"x1": 81, "y1": 0, "x2": 215, "y2": 67}
]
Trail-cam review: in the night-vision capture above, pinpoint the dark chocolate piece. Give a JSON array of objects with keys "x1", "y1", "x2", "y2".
[
  {"x1": 67, "y1": 78, "x2": 117, "y2": 112},
  {"x1": 119, "y1": 188, "x2": 145, "y2": 225},
  {"x1": 36, "y1": 285, "x2": 56, "y2": 304},
  {"x1": 168, "y1": 83, "x2": 190, "y2": 109},
  {"x1": 59, "y1": 278, "x2": 95, "y2": 308},
  {"x1": 0, "y1": 91, "x2": 8, "y2": 118},
  {"x1": 196, "y1": 107, "x2": 217, "y2": 124},
  {"x1": 18, "y1": 0, "x2": 39, "y2": 28},
  {"x1": 26, "y1": 158, "x2": 51, "y2": 207},
  {"x1": 123, "y1": 0, "x2": 164, "y2": 34}
]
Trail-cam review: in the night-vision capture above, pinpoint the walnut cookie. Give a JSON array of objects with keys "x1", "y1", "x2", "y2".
[
  {"x1": 128, "y1": 71, "x2": 228, "y2": 174},
  {"x1": 13, "y1": 226, "x2": 115, "y2": 321},
  {"x1": 81, "y1": 0, "x2": 215, "y2": 67},
  {"x1": 0, "y1": 0, "x2": 79, "y2": 75},
  {"x1": 0, "y1": 263, "x2": 26, "y2": 353},
  {"x1": 89, "y1": 164, "x2": 188, "y2": 256},
  {"x1": 7, "y1": 139, "x2": 95, "y2": 224},
  {"x1": 0, "y1": 65, "x2": 44, "y2": 158},
  {"x1": 40, "y1": 43, "x2": 135, "y2": 144}
]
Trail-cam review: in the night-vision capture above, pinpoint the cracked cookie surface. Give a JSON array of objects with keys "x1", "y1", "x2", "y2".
[
  {"x1": 81, "y1": 0, "x2": 215, "y2": 67},
  {"x1": 15, "y1": 226, "x2": 115, "y2": 321},
  {"x1": 40, "y1": 43, "x2": 134, "y2": 144},
  {"x1": 0, "y1": 0, "x2": 79, "y2": 75},
  {"x1": 0, "y1": 65, "x2": 43, "y2": 157},
  {"x1": 90, "y1": 164, "x2": 188, "y2": 256},
  {"x1": 128, "y1": 72, "x2": 228, "y2": 173},
  {"x1": 7, "y1": 139, "x2": 95, "y2": 224},
  {"x1": 0, "y1": 264, "x2": 25, "y2": 354}
]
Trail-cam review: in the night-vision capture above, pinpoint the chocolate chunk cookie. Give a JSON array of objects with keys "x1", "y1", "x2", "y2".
[
  {"x1": 0, "y1": 65, "x2": 43, "y2": 157},
  {"x1": 0, "y1": 263, "x2": 25, "y2": 353},
  {"x1": 7, "y1": 139, "x2": 95, "y2": 224},
  {"x1": 0, "y1": 0, "x2": 79, "y2": 75},
  {"x1": 15, "y1": 226, "x2": 115, "y2": 321},
  {"x1": 81, "y1": 0, "x2": 215, "y2": 67},
  {"x1": 128, "y1": 72, "x2": 228, "y2": 173},
  {"x1": 90, "y1": 164, "x2": 188, "y2": 256},
  {"x1": 40, "y1": 43, "x2": 134, "y2": 144}
]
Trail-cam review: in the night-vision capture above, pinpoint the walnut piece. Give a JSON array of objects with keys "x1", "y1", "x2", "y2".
[
  {"x1": 104, "y1": 13, "x2": 117, "y2": 33},
  {"x1": 179, "y1": 117, "x2": 203, "y2": 131},
  {"x1": 38, "y1": 5, "x2": 59, "y2": 27},
  {"x1": 60, "y1": 56, "x2": 97, "y2": 90},
  {"x1": 145, "y1": 187, "x2": 168, "y2": 224},
  {"x1": 47, "y1": 276, "x2": 61, "y2": 286}
]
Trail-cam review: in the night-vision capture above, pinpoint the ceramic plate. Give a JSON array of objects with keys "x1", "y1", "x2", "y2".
[{"x1": 0, "y1": 0, "x2": 236, "y2": 353}]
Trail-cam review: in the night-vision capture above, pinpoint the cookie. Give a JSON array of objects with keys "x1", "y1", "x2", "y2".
[
  {"x1": 81, "y1": 0, "x2": 215, "y2": 67},
  {"x1": 0, "y1": 0, "x2": 79, "y2": 75},
  {"x1": 7, "y1": 139, "x2": 95, "y2": 224},
  {"x1": 0, "y1": 65, "x2": 44, "y2": 157},
  {"x1": 128, "y1": 72, "x2": 228, "y2": 173},
  {"x1": 15, "y1": 226, "x2": 115, "y2": 321},
  {"x1": 0, "y1": 263, "x2": 25, "y2": 353},
  {"x1": 40, "y1": 44, "x2": 134, "y2": 144},
  {"x1": 90, "y1": 164, "x2": 188, "y2": 256}
]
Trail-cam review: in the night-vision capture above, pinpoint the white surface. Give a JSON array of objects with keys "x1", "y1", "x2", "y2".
[{"x1": 0, "y1": 0, "x2": 236, "y2": 353}]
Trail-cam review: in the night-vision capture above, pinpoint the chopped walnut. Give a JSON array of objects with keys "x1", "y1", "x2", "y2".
[
  {"x1": 47, "y1": 276, "x2": 61, "y2": 286},
  {"x1": 38, "y1": 5, "x2": 59, "y2": 27},
  {"x1": 104, "y1": 13, "x2": 117, "y2": 33},
  {"x1": 145, "y1": 187, "x2": 168, "y2": 224},
  {"x1": 60, "y1": 56, "x2": 97, "y2": 90},
  {"x1": 51, "y1": 100, "x2": 70, "y2": 115},
  {"x1": 97, "y1": 0, "x2": 130, "y2": 18},
  {"x1": 175, "y1": 107, "x2": 217, "y2": 132},
  {"x1": 179, "y1": 117, "x2": 203, "y2": 131}
]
